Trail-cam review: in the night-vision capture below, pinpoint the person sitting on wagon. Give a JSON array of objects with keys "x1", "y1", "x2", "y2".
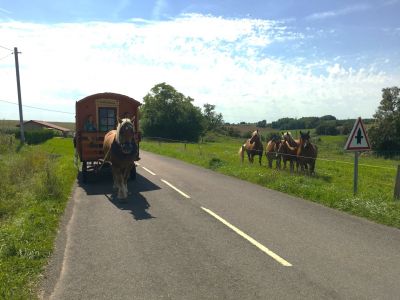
[{"x1": 84, "y1": 115, "x2": 97, "y2": 131}]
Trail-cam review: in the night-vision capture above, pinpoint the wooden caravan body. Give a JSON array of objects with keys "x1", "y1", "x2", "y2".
[{"x1": 75, "y1": 92, "x2": 141, "y2": 178}]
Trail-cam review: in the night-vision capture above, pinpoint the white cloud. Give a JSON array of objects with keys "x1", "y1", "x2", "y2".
[
  {"x1": 306, "y1": 4, "x2": 371, "y2": 20},
  {"x1": 0, "y1": 14, "x2": 398, "y2": 123}
]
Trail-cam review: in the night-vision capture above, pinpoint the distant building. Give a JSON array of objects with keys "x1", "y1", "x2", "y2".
[{"x1": 17, "y1": 120, "x2": 72, "y2": 137}]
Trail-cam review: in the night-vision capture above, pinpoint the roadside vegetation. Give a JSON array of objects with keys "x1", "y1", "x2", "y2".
[{"x1": 0, "y1": 134, "x2": 76, "y2": 299}]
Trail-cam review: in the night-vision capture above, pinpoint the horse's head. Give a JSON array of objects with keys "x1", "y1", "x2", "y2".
[
  {"x1": 116, "y1": 117, "x2": 136, "y2": 154},
  {"x1": 282, "y1": 131, "x2": 294, "y2": 144},
  {"x1": 249, "y1": 130, "x2": 260, "y2": 144},
  {"x1": 271, "y1": 134, "x2": 281, "y2": 144},
  {"x1": 299, "y1": 131, "x2": 311, "y2": 148}
]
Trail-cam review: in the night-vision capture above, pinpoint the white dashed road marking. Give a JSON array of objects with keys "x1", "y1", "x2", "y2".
[
  {"x1": 201, "y1": 207, "x2": 292, "y2": 267},
  {"x1": 161, "y1": 179, "x2": 191, "y2": 199},
  {"x1": 142, "y1": 166, "x2": 156, "y2": 175}
]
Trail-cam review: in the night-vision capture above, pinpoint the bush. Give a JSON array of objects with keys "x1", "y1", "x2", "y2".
[
  {"x1": 0, "y1": 128, "x2": 19, "y2": 135},
  {"x1": 315, "y1": 121, "x2": 339, "y2": 135},
  {"x1": 0, "y1": 134, "x2": 15, "y2": 154},
  {"x1": 15, "y1": 130, "x2": 55, "y2": 144},
  {"x1": 339, "y1": 120, "x2": 355, "y2": 135},
  {"x1": 223, "y1": 126, "x2": 241, "y2": 138},
  {"x1": 241, "y1": 131, "x2": 254, "y2": 139},
  {"x1": 202, "y1": 132, "x2": 219, "y2": 142}
]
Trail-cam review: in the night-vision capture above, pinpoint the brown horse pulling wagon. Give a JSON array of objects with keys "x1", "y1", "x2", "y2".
[{"x1": 74, "y1": 92, "x2": 141, "y2": 182}]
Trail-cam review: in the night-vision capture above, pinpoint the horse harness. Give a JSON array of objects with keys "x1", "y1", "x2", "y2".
[{"x1": 111, "y1": 139, "x2": 138, "y2": 161}]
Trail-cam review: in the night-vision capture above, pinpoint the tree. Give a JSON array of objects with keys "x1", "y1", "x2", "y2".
[
  {"x1": 320, "y1": 115, "x2": 337, "y2": 121},
  {"x1": 299, "y1": 117, "x2": 320, "y2": 129},
  {"x1": 256, "y1": 120, "x2": 267, "y2": 128},
  {"x1": 315, "y1": 121, "x2": 339, "y2": 135},
  {"x1": 140, "y1": 83, "x2": 204, "y2": 142},
  {"x1": 369, "y1": 86, "x2": 400, "y2": 155},
  {"x1": 203, "y1": 103, "x2": 224, "y2": 132}
]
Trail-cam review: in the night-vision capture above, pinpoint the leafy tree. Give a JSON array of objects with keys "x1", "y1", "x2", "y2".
[
  {"x1": 369, "y1": 86, "x2": 400, "y2": 155},
  {"x1": 315, "y1": 120, "x2": 339, "y2": 135},
  {"x1": 203, "y1": 103, "x2": 224, "y2": 131},
  {"x1": 256, "y1": 120, "x2": 267, "y2": 128},
  {"x1": 140, "y1": 83, "x2": 204, "y2": 142},
  {"x1": 339, "y1": 119, "x2": 356, "y2": 135},
  {"x1": 271, "y1": 117, "x2": 305, "y2": 130},
  {"x1": 299, "y1": 117, "x2": 320, "y2": 129},
  {"x1": 320, "y1": 115, "x2": 337, "y2": 121}
]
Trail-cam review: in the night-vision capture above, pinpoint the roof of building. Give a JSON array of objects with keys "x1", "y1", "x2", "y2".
[{"x1": 17, "y1": 120, "x2": 71, "y2": 132}]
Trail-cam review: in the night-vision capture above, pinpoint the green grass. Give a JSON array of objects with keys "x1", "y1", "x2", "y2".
[
  {"x1": 0, "y1": 135, "x2": 77, "y2": 299},
  {"x1": 141, "y1": 135, "x2": 400, "y2": 228}
]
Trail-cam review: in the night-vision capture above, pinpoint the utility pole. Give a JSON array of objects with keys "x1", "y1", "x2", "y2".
[{"x1": 14, "y1": 47, "x2": 25, "y2": 143}]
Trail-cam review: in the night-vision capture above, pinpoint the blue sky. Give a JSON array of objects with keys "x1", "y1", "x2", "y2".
[{"x1": 0, "y1": 0, "x2": 399, "y2": 123}]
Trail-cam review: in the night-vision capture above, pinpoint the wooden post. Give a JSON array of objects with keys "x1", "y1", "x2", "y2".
[
  {"x1": 14, "y1": 47, "x2": 25, "y2": 144},
  {"x1": 354, "y1": 151, "x2": 359, "y2": 195},
  {"x1": 394, "y1": 165, "x2": 400, "y2": 200}
]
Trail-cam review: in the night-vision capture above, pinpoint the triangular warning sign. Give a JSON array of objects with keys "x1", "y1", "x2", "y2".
[{"x1": 344, "y1": 117, "x2": 371, "y2": 151}]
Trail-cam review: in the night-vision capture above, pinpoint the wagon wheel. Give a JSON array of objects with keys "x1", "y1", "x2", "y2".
[
  {"x1": 130, "y1": 163, "x2": 137, "y2": 181},
  {"x1": 82, "y1": 161, "x2": 88, "y2": 183}
]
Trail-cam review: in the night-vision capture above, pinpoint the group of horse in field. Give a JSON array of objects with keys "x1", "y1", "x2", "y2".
[{"x1": 239, "y1": 130, "x2": 318, "y2": 175}]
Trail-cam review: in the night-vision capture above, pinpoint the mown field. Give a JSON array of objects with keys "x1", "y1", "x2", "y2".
[
  {"x1": 0, "y1": 135, "x2": 76, "y2": 299},
  {"x1": 141, "y1": 135, "x2": 400, "y2": 229}
]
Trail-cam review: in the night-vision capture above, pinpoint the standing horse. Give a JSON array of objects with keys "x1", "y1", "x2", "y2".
[
  {"x1": 239, "y1": 130, "x2": 263, "y2": 165},
  {"x1": 265, "y1": 134, "x2": 282, "y2": 168},
  {"x1": 103, "y1": 118, "x2": 138, "y2": 200},
  {"x1": 297, "y1": 131, "x2": 318, "y2": 175},
  {"x1": 277, "y1": 132, "x2": 299, "y2": 172}
]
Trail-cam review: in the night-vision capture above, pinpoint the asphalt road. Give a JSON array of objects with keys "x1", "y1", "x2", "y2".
[{"x1": 41, "y1": 151, "x2": 400, "y2": 299}]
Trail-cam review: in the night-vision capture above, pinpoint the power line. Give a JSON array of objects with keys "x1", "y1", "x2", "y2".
[
  {"x1": 0, "y1": 99, "x2": 74, "y2": 115},
  {"x1": 0, "y1": 45, "x2": 12, "y2": 52},
  {"x1": 0, "y1": 53, "x2": 12, "y2": 61}
]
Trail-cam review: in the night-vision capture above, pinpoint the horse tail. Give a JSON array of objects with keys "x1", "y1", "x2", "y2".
[{"x1": 239, "y1": 145, "x2": 245, "y2": 163}]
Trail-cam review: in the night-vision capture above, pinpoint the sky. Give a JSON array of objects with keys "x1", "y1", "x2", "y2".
[{"x1": 0, "y1": 0, "x2": 399, "y2": 123}]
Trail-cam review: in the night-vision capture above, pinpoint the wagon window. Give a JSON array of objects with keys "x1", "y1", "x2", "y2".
[{"x1": 98, "y1": 107, "x2": 116, "y2": 132}]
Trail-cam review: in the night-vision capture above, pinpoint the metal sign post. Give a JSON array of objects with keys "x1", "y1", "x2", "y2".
[
  {"x1": 344, "y1": 117, "x2": 371, "y2": 195},
  {"x1": 353, "y1": 151, "x2": 359, "y2": 195},
  {"x1": 395, "y1": 165, "x2": 400, "y2": 200}
]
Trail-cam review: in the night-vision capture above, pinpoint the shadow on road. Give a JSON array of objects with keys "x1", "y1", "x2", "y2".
[
  {"x1": 78, "y1": 168, "x2": 160, "y2": 221},
  {"x1": 105, "y1": 192, "x2": 155, "y2": 221}
]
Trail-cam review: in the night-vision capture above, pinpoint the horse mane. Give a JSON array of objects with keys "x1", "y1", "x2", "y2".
[
  {"x1": 116, "y1": 118, "x2": 134, "y2": 144},
  {"x1": 283, "y1": 132, "x2": 297, "y2": 147},
  {"x1": 251, "y1": 130, "x2": 259, "y2": 137}
]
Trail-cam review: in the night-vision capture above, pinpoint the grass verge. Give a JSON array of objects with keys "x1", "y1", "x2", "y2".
[
  {"x1": 141, "y1": 136, "x2": 400, "y2": 229},
  {"x1": 0, "y1": 136, "x2": 76, "y2": 299}
]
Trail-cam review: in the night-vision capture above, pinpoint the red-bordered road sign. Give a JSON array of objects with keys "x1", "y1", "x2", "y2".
[{"x1": 344, "y1": 117, "x2": 371, "y2": 151}]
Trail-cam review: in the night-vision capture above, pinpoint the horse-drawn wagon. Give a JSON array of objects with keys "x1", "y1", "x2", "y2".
[{"x1": 74, "y1": 92, "x2": 141, "y2": 182}]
